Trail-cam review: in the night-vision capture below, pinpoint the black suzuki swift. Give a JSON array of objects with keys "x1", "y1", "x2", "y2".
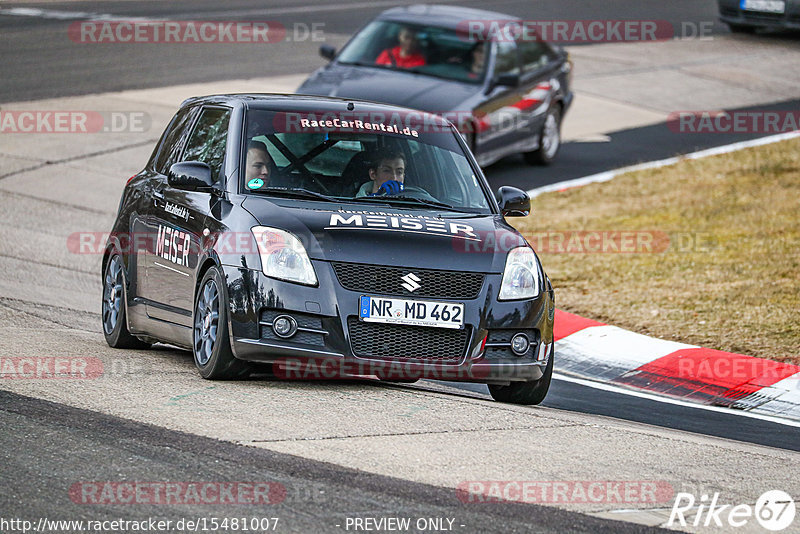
[{"x1": 102, "y1": 94, "x2": 555, "y2": 405}]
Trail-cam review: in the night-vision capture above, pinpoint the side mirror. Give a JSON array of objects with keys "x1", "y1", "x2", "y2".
[
  {"x1": 319, "y1": 44, "x2": 336, "y2": 61},
  {"x1": 496, "y1": 186, "x2": 530, "y2": 217},
  {"x1": 168, "y1": 162, "x2": 214, "y2": 192},
  {"x1": 494, "y1": 73, "x2": 520, "y2": 87}
]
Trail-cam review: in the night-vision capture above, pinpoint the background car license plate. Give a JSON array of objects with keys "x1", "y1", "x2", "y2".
[
  {"x1": 359, "y1": 296, "x2": 464, "y2": 329},
  {"x1": 740, "y1": 0, "x2": 785, "y2": 13}
]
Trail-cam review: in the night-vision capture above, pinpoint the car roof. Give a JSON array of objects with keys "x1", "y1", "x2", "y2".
[
  {"x1": 376, "y1": 4, "x2": 519, "y2": 30},
  {"x1": 178, "y1": 93, "x2": 454, "y2": 128}
]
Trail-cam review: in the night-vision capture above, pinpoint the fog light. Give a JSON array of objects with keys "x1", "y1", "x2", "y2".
[
  {"x1": 510, "y1": 333, "x2": 529, "y2": 356},
  {"x1": 272, "y1": 315, "x2": 297, "y2": 338}
]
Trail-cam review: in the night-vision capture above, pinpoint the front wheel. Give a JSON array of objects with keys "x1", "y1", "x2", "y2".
[
  {"x1": 524, "y1": 105, "x2": 561, "y2": 166},
  {"x1": 102, "y1": 253, "x2": 150, "y2": 349},
  {"x1": 193, "y1": 267, "x2": 250, "y2": 380},
  {"x1": 488, "y1": 349, "x2": 553, "y2": 405}
]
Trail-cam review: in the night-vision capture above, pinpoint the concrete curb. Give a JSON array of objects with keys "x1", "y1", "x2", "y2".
[{"x1": 553, "y1": 310, "x2": 800, "y2": 422}]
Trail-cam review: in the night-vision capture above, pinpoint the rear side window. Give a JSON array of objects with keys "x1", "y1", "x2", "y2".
[
  {"x1": 182, "y1": 107, "x2": 231, "y2": 183},
  {"x1": 154, "y1": 106, "x2": 198, "y2": 175}
]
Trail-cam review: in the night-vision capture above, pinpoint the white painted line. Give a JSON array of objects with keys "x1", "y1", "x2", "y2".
[
  {"x1": 0, "y1": 7, "x2": 152, "y2": 22},
  {"x1": 553, "y1": 373, "x2": 800, "y2": 428},
  {"x1": 527, "y1": 130, "x2": 800, "y2": 198}
]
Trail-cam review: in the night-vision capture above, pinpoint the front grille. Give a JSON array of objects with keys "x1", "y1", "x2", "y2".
[
  {"x1": 742, "y1": 11, "x2": 784, "y2": 21},
  {"x1": 347, "y1": 317, "x2": 469, "y2": 362},
  {"x1": 332, "y1": 262, "x2": 484, "y2": 299}
]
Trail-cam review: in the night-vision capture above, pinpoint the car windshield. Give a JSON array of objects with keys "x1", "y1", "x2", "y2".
[
  {"x1": 241, "y1": 109, "x2": 492, "y2": 213},
  {"x1": 336, "y1": 21, "x2": 488, "y2": 84}
]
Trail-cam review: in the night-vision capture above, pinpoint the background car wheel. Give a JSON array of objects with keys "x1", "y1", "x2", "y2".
[
  {"x1": 524, "y1": 105, "x2": 561, "y2": 166},
  {"x1": 193, "y1": 267, "x2": 251, "y2": 380},
  {"x1": 102, "y1": 253, "x2": 151, "y2": 349},
  {"x1": 488, "y1": 350, "x2": 553, "y2": 405},
  {"x1": 727, "y1": 23, "x2": 756, "y2": 34}
]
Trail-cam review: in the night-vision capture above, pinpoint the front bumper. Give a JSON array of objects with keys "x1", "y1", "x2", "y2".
[
  {"x1": 719, "y1": 0, "x2": 800, "y2": 29},
  {"x1": 222, "y1": 261, "x2": 555, "y2": 385}
]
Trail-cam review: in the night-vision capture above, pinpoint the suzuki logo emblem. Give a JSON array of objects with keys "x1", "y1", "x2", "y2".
[{"x1": 401, "y1": 273, "x2": 421, "y2": 292}]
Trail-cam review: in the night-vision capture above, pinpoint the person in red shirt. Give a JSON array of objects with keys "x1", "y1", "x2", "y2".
[{"x1": 375, "y1": 26, "x2": 426, "y2": 69}]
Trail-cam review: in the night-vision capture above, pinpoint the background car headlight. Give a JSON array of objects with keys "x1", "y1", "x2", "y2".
[
  {"x1": 499, "y1": 246, "x2": 542, "y2": 301},
  {"x1": 251, "y1": 226, "x2": 317, "y2": 286}
]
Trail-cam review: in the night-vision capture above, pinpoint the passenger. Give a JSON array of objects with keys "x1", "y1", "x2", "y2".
[
  {"x1": 356, "y1": 149, "x2": 406, "y2": 197},
  {"x1": 467, "y1": 41, "x2": 486, "y2": 79},
  {"x1": 245, "y1": 140, "x2": 275, "y2": 189},
  {"x1": 375, "y1": 26, "x2": 426, "y2": 69}
]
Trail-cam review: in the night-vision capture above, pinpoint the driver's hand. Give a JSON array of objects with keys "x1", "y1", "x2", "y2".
[{"x1": 370, "y1": 180, "x2": 404, "y2": 196}]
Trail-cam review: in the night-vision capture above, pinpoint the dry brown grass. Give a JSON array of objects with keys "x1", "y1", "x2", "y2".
[{"x1": 514, "y1": 138, "x2": 800, "y2": 364}]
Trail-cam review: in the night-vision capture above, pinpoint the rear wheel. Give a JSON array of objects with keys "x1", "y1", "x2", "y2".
[
  {"x1": 524, "y1": 105, "x2": 561, "y2": 166},
  {"x1": 193, "y1": 267, "x2": 251, "y2": 380},
  {"x1": 102, "y1": 253, "x2": 150, "y2": 349},
  {"x1": 488, "y1": 350, "x2": 553, "y2": 405}
]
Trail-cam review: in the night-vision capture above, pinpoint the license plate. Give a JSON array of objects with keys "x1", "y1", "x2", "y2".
[
  {"x1": 741, "y1": 0, "x2": 785, "y2": 13},
  {"x1": 359, "y1": 296, "x2": 464, "y2": 329}
]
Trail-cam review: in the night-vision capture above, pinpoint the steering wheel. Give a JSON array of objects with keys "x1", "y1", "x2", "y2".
[{"x1": 398, "y1": 185, "x2": 438, "y2": 202}]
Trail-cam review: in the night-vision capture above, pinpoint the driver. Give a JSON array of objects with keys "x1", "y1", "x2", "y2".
[
  {"x1": 375, "y1": 26, "x2": 426, "y2": 69},
  {"x1": 245, "y1": 140, "x2": 275, "y2": 189},
  {"x1": 356, "y1": 149, "x2": 406, "y2": 197}
]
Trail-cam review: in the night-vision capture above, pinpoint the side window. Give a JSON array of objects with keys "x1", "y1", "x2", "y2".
[
  {"x1": 518, "y1": 39, "x2": 550, "y2": 73},
  {"x1": 493, "y1": 40, "x2": 519, "y2": 77},
  {"x1": 154, "y1": 106, "x2": 198, "y2": 175},
  {"x1": 182, "y1": 107, "x2": 231, "y2": 183}
]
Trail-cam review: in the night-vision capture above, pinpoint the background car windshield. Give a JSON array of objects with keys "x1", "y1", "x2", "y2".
[
  {"x1": 243, "y1": 109, "x2": 491, "y2": 212},
  {"x1": 336, "y1": 21, "x2": 488, "y2": 84}
]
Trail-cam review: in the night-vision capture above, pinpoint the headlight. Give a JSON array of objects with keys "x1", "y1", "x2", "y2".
[
  {"x1": 499, "y1": 246, "x2": 542, "y2": 300},
  {"x1": 251, "y1": 226, "x2": 317, "y2": 286}
]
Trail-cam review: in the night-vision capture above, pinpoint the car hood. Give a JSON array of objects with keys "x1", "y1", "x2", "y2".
[
  {"x1": 241, "y1": 198, "x2": 525, "y2": 273},
  {"x1": 297, "y1": 64, "x2": 477, "y2": 113}
]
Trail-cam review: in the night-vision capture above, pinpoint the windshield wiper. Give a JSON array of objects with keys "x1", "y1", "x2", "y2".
[
  {"x1": 257, "y1": 187, "x2": 338, "y2": 202},
  {"x1": 350, "y1": 195, "x2": 463, "y2": 212}
]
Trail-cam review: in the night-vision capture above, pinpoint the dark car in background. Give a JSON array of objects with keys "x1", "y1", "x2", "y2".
[
  {"x1": 718, "y1": 0, "x2": 800, "y2": 32},
  {"x1": 297, "y1": 4, "x2": 573, "y2": 168},
  {"x1": 102, "y1": 94, "x2": 556, "y2": 405}
]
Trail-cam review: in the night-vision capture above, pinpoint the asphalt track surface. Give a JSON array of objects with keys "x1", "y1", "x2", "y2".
[
  {"x1": 1, "y1": 389, "x2": 653, "y2": 534},
  {"x1": 1, "y1": 1, "x2": 799, "y2": 531}
]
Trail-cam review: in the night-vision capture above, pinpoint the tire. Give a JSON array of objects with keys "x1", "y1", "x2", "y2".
[
  {"x1": 524, "y1": 105, "x2": 561, "y2": 166},
  {"x1": 488, "y1": 349, "x2": 553, "y2": 405},
  {"x1": 193, "y1": 267, "x2": 251, "y2": 380},
  {"x1": 102, "y1": 253, "x2": 151, "y2": 349},
  {"x1": 727, "y1": 23, "x2": 756, "y2": 34}
]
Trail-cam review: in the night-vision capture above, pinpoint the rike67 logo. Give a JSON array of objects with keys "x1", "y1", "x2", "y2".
[{"x1": 668, "y1": 490, "x2": 795, "y2": 531}]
